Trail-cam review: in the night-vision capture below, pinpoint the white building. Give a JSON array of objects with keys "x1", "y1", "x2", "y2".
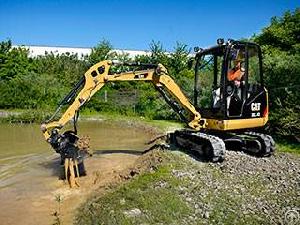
[{"x1": 12, "y1": 45, "x2": 152, "y2": 59}]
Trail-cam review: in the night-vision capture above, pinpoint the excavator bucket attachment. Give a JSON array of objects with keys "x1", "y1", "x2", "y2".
[{"x1": 48, "y1": 130, "x2": 88, "y2": 186}]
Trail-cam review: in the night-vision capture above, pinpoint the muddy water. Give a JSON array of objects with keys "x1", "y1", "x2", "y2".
[{"x1": 0, "y1": 120, "x2": 154, "y2": 225}]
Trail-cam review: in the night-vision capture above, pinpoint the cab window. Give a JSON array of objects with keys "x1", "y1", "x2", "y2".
[{"x1": 248, "y1": 45, "x2": 261, "y2": 85}]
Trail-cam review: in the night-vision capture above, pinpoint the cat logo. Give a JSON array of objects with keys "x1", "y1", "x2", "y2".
[{"x1": 251, "y1": 103, "x2": 261, "y2": 111}]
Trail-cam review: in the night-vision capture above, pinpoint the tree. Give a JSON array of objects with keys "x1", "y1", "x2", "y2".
[
  {"x1": 0, "y1": 40, "x2": 35, "y2": 80},
  {"x1": 88, "y1": 39, "x2": 115, "y2": 65},
  {"x1": 34, "y1": 52, "x2": 88, "y2": 87},
  {"x1": 254, "y1": 9, "x2": 300, "y2": 53},
  {"x1": 170, "y1": 42, "x2": 190, "y2": 75},
  {"x1": 253, "y1": 8, "x2": 300, "y2": 139}
]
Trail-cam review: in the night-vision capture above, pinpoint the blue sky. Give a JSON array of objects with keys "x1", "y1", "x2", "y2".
[{"x1": 0, "y1": 0, "x2": 298, "y2": 51}]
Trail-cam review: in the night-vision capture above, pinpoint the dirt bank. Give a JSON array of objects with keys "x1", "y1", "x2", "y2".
[{"x1": 0, "y1": 153, "x2": 139, "y2": 225}]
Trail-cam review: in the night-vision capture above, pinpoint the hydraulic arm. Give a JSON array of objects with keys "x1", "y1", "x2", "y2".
[{"x1": 41, "y1": 60, "x2": 205, "y2": 141}]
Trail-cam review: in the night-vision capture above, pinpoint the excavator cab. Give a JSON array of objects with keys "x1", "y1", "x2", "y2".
[{"x1": 194, "y1": 40, "x2": 268, "y2": 124}]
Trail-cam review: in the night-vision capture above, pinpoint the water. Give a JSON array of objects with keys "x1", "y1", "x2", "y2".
[
  {"x1": 77, "y1": 120, "x2": 153, "y2": 151},
  {"x1": 0, "y1": 120, "x2": 153, "y2": 185},
  {"x1": 0, "y1": 123, "x2": 49, "y2": 159}
]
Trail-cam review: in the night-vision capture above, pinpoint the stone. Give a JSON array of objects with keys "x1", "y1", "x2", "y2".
[
  {"x1": 123, "y1": 208, "x2": 142, "y2": 217},
  {"x1": 203, "y1": 211, "x2": 210, "y2": 219}
]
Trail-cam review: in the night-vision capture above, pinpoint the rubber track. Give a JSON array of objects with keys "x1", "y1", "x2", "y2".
[
  {"x1": 173, "y1": 130, "x2": 226, "y2": 162},
  {"x1": 244, "y1": 132, "x2": 276, "y2": 156}
]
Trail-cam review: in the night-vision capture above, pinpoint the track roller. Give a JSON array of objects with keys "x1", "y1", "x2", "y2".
[
  {"x1": 244, "y1": 132, "x2": 276, "y2": 156},
  {"x1": 214, "y1": 131, "x2": 276, "y2": 157},
  {"x1": 169, "y1": 129, "x2": 226, "y2": 162}
]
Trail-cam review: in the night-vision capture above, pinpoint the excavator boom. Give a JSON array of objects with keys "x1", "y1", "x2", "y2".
[{"x1": 41, "y1": 60, "x2": 204, "y2": 140}]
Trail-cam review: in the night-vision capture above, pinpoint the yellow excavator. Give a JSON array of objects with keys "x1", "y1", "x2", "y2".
[{"x1": 41, "y1": 39, "x2": 275, "y2": 186}]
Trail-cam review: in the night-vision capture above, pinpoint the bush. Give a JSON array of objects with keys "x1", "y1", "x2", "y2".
[{"x1": 253, "y1": 8, "x2": 300, "y2": 139}]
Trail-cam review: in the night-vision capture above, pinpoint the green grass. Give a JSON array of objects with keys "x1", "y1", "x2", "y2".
[
  {"x1": 276, "y1": 139, "x2": 300, "y2": 154},
  {"x1": 75, "y1": 157, "x2": 191, "y2": 225},
  {"x1": 0, "y1": 109, "x2": 52, "y2": 123}
]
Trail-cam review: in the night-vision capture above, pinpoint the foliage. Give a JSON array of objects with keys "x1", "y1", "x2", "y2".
[
  {"x1": 34, "y1": 52, "x2": 88, "y2": 87},
  {"x1": 0, "y1": 40, "x2": 35, "y2": 80},
  {"x1": 253, "y1": 8, "x2": 300, "y2": 138},
  {"x1": 88, "y1": 39, "x2": 115, "y2": 65},
  {"x1": 254, "y1": 9, "x2": 300, "y2": 53},
  {"x1": 0, "y1": 38, "x2": 193, "y2": 124}
]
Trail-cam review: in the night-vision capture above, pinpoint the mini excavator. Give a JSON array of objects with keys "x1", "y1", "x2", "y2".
[{"x1": 41, "y1": 39, "x2": 275, "y2": 186}]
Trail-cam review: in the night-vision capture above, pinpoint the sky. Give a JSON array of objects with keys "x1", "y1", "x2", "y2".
[{"x1": 0, "y1": 0, "x2": 298, "y2": 51}]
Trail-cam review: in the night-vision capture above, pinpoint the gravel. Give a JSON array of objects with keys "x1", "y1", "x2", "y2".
[{"x1": 170, "y1": 150, "x2": 300, "y2": 224}]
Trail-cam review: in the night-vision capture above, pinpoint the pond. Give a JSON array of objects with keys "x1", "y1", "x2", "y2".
[
  {"x1": 0, "y1": 120, "x2": 156, "y2": 225},
  {"x1": 0, "y1": 120, "x2": 154, "y2": 186}
]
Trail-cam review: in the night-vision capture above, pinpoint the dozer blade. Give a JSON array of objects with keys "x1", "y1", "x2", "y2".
[{"x1": 168, "y1": 129, "x2": 226, "y2": 162}]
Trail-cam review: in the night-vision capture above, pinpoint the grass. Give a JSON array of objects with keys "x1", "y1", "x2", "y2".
[
  {"x1": 75, "y1": 154, "x2": 191, "y2": 225},
  {"x1": 276, "y1": 139, "x2": 300, "y2": 154},
  {"x1": 0, "y1": 109, "x2": 52, "y2": 123}
]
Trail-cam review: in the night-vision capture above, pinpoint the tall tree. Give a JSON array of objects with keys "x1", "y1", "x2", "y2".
[
  {"x1": 253, "y1": 8, "x2": 300, "y2": 138},
  {"x1": 0, "y1": 40, "x2": 35, "y2": 80},
  {"x1": 88, "y1": 39, "x2": 115, "y2": 65}
]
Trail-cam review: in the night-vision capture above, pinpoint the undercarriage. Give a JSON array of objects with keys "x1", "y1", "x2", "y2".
[{"x1": 168, "y1": 129, "x2": 275, "y2": 162}]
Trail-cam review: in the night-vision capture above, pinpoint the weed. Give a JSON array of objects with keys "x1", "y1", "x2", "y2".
[{"x1": 52, "y1": 194, "x2": 63, "y2": 225}]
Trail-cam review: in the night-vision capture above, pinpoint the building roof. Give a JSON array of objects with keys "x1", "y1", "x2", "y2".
[{"x1": 12, "y1": 45, "x2": 151, "y2": 59}]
